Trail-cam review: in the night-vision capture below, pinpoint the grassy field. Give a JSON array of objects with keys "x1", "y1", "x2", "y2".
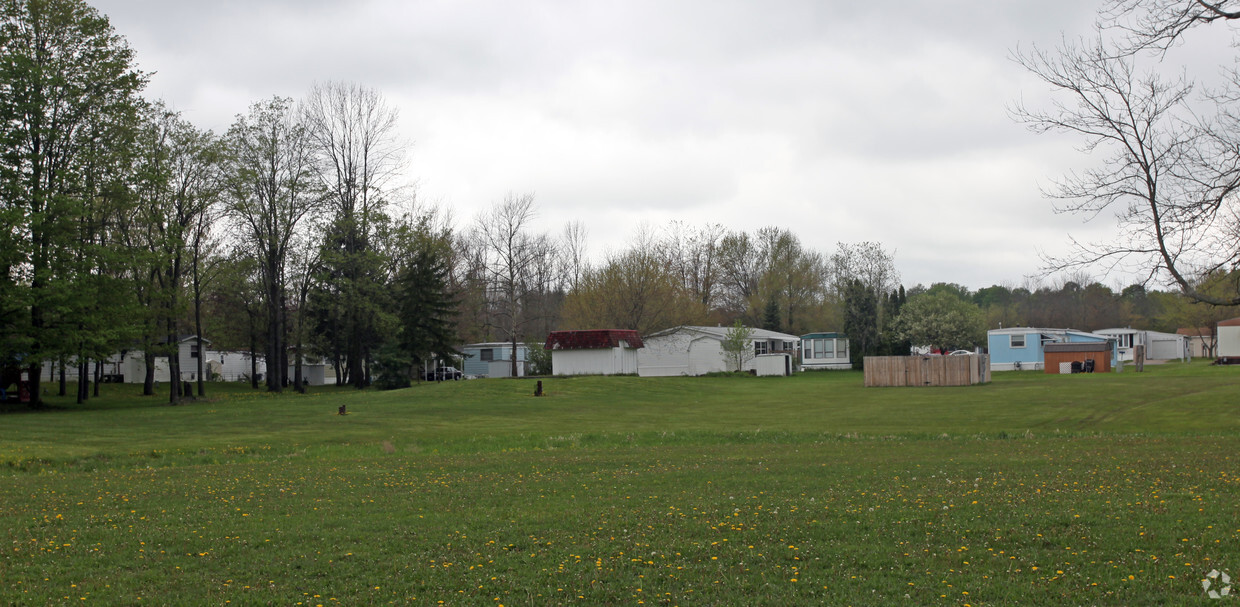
[{"x1": 1, "y1": 363, "x2": 1238, "y2": 605}]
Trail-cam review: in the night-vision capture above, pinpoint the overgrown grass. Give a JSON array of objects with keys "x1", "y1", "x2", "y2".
[{"x1": 2, "y1": 362, "x2": 1238, "y2": 604}]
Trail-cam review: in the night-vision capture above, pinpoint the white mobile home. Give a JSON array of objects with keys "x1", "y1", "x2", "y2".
[
  {"x1": 1093, "y1": 328, "x2": 1187, "y2": 362},
  {"x1": 800, "y1": 332, "x2": 851, "y2": 370},
  {"x1": 638, "y1": 326, "x2": 798, "y2": 377},
  {"x1": 1219, "y1": 317, "x2": 1240, "y2": 360}
]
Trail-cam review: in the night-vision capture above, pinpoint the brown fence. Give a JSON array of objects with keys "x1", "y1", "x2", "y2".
[{"x1": 863, "y1": 354, "x2": 991, "y2": 387}]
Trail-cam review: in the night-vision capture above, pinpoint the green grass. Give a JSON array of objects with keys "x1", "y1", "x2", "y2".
[{"x1": 2, "y1": 362, "x2": 1238, "y2": 605}]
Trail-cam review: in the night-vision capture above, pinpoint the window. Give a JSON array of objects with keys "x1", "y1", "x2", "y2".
[
  {"x1": 1010, "y1": 334, "x2": 1026, "y2": 348},
  {"x1": 813, "y1": 339, "x2": 825, "y2": 359},
  {"x1": 836, "y1": 340, "x2": 849, "y2": 359},
  {"x1": 480, "y1": 348, "x2": 494, "y2": 362},
  {"x1": 190, "y1": 345, "x2": 200, "y2": 358},
  {"x1": 754, "y1": 341, "x2": 768, "y2": 356}
]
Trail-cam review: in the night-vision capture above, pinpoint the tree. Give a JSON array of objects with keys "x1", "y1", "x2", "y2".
[
  {"x1": 391, "y1": 210, "x2": 458, "y2": 381},
  {"x1": 223, "y1": 97, "x2": 320, "y2": 392},
  {"x1": 0, "y1": 0, "x2": 146, "y2": 404},
  {"x1": 842, "y1": 279, "x2": 879, "y2": 369},
  {"x1": 891, "y1": 291, "x2": 986, "y2": 353},
  {"x1": 829, "y1": 242, "x2": 900, "y2": 333},
  {"x1": 133, "y1": 103, "x2": 222, "y2": 403},
  {"x1": 560, "y1": 227, "x2": 706, "y2": 335},
  {"x1": 1104, "y1": 0, "x2": 1240, "y2": 52},
  {"x1": 1017, "y1": 5, "x2": 1240, "y2": 306},
  {"x1": 720, "y1": 320, "x2": 754, "y2": 372},
  {"x1": 303, "y1": 82, "x2": 403, "y2": 389},
  {"x1": 473, "y1": 193, "x2": 552, "y2": 377}
]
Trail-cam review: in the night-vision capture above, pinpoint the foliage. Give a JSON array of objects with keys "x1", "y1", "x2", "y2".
[
  {"x1": 720, "y1": 319, "x2": 754, "y2": 372},
  {"x1": 842, "y1": 279, "x2": 878, "y2": 368},
  {"x1": 223, "y1": 96, "x2": 321, "y2": 392},
  {"x1": 525, "y1": 340, "x2": 552, "y2": 376},
  {"x1": 0, "y1": 0, "x2": 147, "y2": 402},
  {"x1": 561, "y1": 228, "x2": 706, "y2": 335},
  {"x1": 762, "y1": 296, "x2": 781, "y2": 331},
  {"x1": 391, "y1": 213, "x2": 459, "y2": 374},
  {"x1": 302, "y1": 83, "x2": 402, "y2": 389},
  {"x1": 891, "y1": 290, "x2": 986, "y2": 351},
  {"x1": 370, "y1": 342, "x2": 411, "y2": 390}
]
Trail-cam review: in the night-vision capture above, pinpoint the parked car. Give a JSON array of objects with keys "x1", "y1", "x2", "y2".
[
  {"x1": 424, "y1": 366, "x2": 463, "y2": 381},
  {"x1": 948, "y1": 350, "x2": 974, "y2": 356}
]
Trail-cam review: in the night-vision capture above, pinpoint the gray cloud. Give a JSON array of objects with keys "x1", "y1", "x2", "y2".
[{"x1": 93, "y1": 0, "x2": 1144, "y2": 289}]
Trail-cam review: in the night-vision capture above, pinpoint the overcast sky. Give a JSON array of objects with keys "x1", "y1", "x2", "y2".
[{"x1": 90, "y1": 0, "x2": 1221, "y2": 290}]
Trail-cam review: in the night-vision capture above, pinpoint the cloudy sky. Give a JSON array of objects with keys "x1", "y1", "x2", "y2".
[{"x1": 90, "y1": 0, "x2": 1211, "y2": 290}]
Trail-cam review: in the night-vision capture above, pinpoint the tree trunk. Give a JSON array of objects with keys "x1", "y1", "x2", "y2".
[
  {"x1": 76, "y1": 359, "x2": 87, "y2": 404},
  {"x1": 26, "y1": 362, "x2": 41, "y2": 407},
  {"x1": 195, "y1": 329, "x2": 205, "y2": 397},
  {"x1": 58, "y1": 360, "x2": 66, "y2": 396},
  {"x1": 93, "y1": 359, "x2": 101, "y2": 398},
  {"x1": 143, "y1": 351, "x2": 156, "y2": 395}
]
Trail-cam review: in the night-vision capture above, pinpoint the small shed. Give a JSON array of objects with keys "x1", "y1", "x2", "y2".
[
  {"x1": 545, "y1": 330, "x2": 643, "y2": 376},
  {"x1": 1219, "y1": 317, "x2": 1240, "y2": 361},
  {"x1": 1043, "y1": 342, "x2": 1112, "y2": 374}
]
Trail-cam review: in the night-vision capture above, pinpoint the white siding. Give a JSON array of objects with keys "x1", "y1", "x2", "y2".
[
  {"x1": 638, "y1": 333, "x2": 694, "y2": 376},
  {"x1": 552, "y1": 348, "x2": 637, "y2": 375},
  {"x1": 488, "y1": 360, "x2": 526, "y2": 377},
  {"x1": 748, "y1": 354, "x2": 790, "y2": 376},
  {"x1": 689, "y1": 337, "x2": 727, "y2": 375},
  {"x1": 1220, "y1": 325, "x2": 1240, "y2": 357}
]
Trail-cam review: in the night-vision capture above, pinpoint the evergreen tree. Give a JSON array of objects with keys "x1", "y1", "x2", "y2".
[
  {"x1": 842, "y1": 279, "x2": 878, "y2": 369},
  {"x1": 762, "y1": 297, "x2": 781, "y2": 332},
  {"x1": 392, "y1": 215, "x2": 459, "y2": 382}
]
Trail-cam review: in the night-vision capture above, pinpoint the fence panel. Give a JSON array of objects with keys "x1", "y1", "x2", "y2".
[{"x1": 864, "y1": 355, "x2": 990, "y2": 387}]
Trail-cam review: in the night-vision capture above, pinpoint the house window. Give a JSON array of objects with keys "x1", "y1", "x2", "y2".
[
  {"x1": 480, "y1": 349, "x2": 494, "y2": 362},
  {"x1": 754, "y1": 341, "x2": 769, "y2": 356},
  {"x1": 813, "y1": 339, "x2": 825, "y2": 359},
  {"x1": 836, "y1": 340, "x2": 848, "y2": 359},
  {"x1": 190, "y1": 345, "x2": 200, "y2": 358},
  {"x1": 1010, "y1": 334, "x2": 1026, "y2": 348}
]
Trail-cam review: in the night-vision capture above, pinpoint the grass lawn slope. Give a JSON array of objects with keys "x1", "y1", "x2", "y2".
[{"x1": 2, "y1": 362, "x2": 1237, "y2": 605}]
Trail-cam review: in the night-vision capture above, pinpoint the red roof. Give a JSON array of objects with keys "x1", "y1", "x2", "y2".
[
  {"x1": 544, "y1": 330, "x2": 644, "y2": 350},
  {"x1": 1177, "y1": 327, "x2": 1213, "y2": 337},
  {"x1": 1220, "y1": 317, "x2": 1240, "y2": 327}
]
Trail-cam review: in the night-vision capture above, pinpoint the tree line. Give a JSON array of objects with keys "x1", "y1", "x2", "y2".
[{"x1": 5, "y1": 0, "x2": 1237, "y2": 406}]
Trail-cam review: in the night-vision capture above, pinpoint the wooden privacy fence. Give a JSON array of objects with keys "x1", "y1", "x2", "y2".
[{"x1": 863, "y1": 354, "x2": 991, "y2": 387}]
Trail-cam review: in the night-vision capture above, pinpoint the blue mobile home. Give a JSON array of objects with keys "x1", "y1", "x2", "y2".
[
  {"x1": 987, "y1": 328, "x2": 1117, "y2": 371},
  {"x1": 460, "y1": 342, "x2": 536, "y2": 378}
]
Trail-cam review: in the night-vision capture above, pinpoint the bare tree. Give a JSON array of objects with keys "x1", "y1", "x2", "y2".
[
  {"x1": 561, "y1": 226, "x2": 706, "y2": 335},
  {"x1": 560, "y1": 220, "x2": 589, "y2": 292},
  {"x1": 473, "y1": 193, "x2": 547, "y2": 376},
  {"x1": 664, "y1": 221, "x2": 725, "y2": 309},
  {"x1": 1012, "y1": 35, "x2": 1240, "y2": 305},
  {"x1": 1104, "y1": 0, "x2": 1240, "y2": 52}
]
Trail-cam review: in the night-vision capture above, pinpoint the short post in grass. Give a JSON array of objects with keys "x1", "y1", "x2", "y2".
[
  {"x1": 338, "y1": 404, "x2": 347, "y2": 415},
  {"x1": 534, "y1": 380, "x2": 543, "y2": 397}
]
